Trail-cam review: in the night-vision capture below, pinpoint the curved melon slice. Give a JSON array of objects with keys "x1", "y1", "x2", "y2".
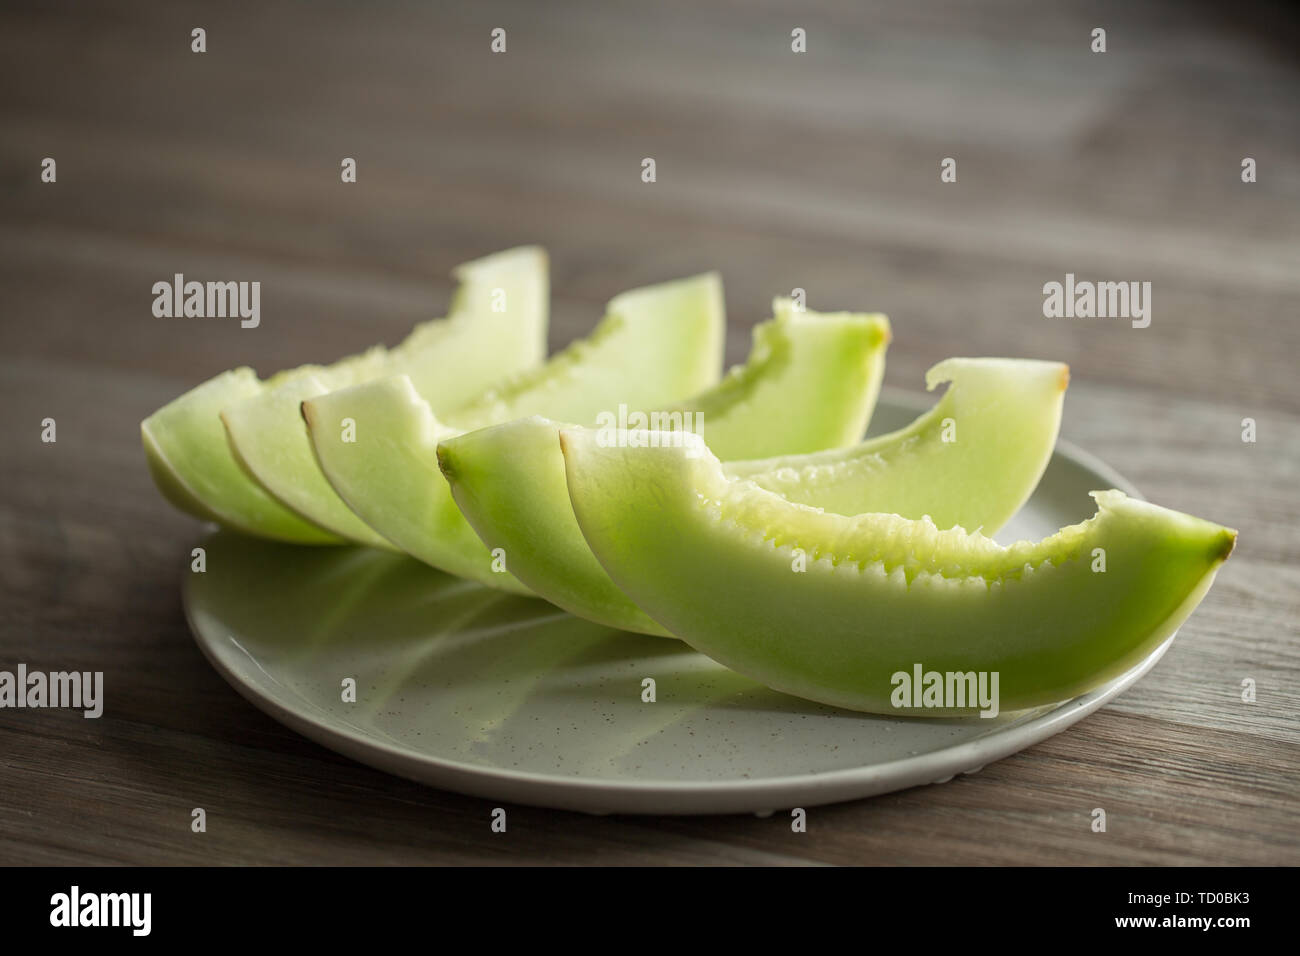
[
  {"x1": 446, "y1": 271, "x2": 724, "y2": 430},
  {"x1": 303, "y1": 272, "x2": 725, "y2": 588},
  {"x1": 389, "y1": 246, "x2": 550, "y2": 411},
  {"x1": 143, "y1": 367, "x2": 345, "y2": 543},
  {"x1": 141, "y1": 246, "x2": 548, "y2": 544},
  {"x1": 560, "y1": 430, "x2": 1236, "y2": 715},
  {"x1": 728, "y1": 357, "x2": 1068, "y2": 532},
  {"x1": 440, "y1": 357, "x2": 1063, "y2": 636},
  {"x1": 438, "y1": 305, "x2": 893, "y2": 633},
  {"x1": 303, "y1": 376, "x2": 525, "y2": 590},
  {"x1": 688, "y1": 300, "x2": 890, "y2": 459},
  {"x1": 222, "y1": 371, "x2": 394, "y2": 547}
]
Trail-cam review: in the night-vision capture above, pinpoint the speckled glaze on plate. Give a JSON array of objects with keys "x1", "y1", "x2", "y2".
[{"x1": 184, "y1": 393, "x2": 1171, "y2": 815}]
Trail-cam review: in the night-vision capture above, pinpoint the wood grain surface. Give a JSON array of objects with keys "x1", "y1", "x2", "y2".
[{"x1": 1, "y1": 0, "x2": 1296, "y2": 865}]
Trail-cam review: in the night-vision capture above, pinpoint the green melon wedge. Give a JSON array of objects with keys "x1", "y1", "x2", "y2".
[
  {"x1": 302, "y1": 272, "x2": 725, "y2": 589},
  {"x1": 560, "y1": 428, "x2": 1236, "y2": 715},
  {"x1": 219, "y1": 246, "x2": 549, "y2": 546},
  {"x1": 143, "y1": 367, "x2": 340, "y2": 542},
  {"x1": 437, "y1": 304, "x2": 893, "y2": 633},
  {"x1": 685, "y1": 299, "x2": 891, "y2": 459},
  {"x1": 728, "y1": 357, "x2": 1069, "y2": 532},
  {"x1": 439, "y1": 356, "x2": 1063, "y2": 636},
  {"x1": 222, "y1": 372, "x2": 394, "y2": 547},
  {"x1": 141, "y1": 246, "x2": 549, "y2": 544}
]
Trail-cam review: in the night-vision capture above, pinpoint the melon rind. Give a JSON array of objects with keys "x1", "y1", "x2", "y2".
[
  {"x1": 560, "y1": 428, "x2": 1236, "y2": 714},
  {"x1": 142, "y1": 246, "x2": 549, "y2": 543},
  {"x1": 441, "y1": 357, "x2": 1065, "y2": 636},
  {"x1": 303, "y1": 272, "x2": 725, "y2": 587},
  {"x1": 438, "y1": 305, "x2": 893, "y2": 632},
  {"x1": 728, "y1": 357, "x2": 1069, "y2": 534}
]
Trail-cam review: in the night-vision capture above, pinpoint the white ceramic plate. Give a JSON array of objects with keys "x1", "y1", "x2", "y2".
[{"x1": 184, "y1": 392, "x2": 1170, "y2": 815}]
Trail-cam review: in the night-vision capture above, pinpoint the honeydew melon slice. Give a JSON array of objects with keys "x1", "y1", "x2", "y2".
[
  {"x1": 685, "y1": 299, "x2": 891, "y2": 459},
  {"x1": 303, "y1": 272, "x2": 725, "y2": 589},
  {"x1": 222, "y1": 371, "x2": 395, "y2": 547},
  {"x1": 143, "y1": 367, "x2": 345, "y2": 544},
  {"x1": 560, "y1": 429, "x2": 1236, "y2": 714},
  {"x1": 440, "y1": 357, "x2": 1065, "y2": 636},
  {"x1": 728, "y1": 357, "x2": 1069, "y2": 532},
  {"x1": 446, "y1": 271, "x2": 725, "y2": 430},
  {"x1": 142, "y1": 246, "x2": 549, "y2": 544},
  {"x1": 437, "y1": 305, "x2": 894, "y2": 633}
]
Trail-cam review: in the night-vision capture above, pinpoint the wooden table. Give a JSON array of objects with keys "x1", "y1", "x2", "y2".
[{"x1": 1, "y1": 0, "x2": 1296, "y2": 865}]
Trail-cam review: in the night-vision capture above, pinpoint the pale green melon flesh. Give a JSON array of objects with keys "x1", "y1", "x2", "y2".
[
  {"x1": 142, "y1": 246, "x2": 549, "y2": 544},
  {"x1": 687, "y1": 300, "x2": 890, "y2": 459},
  {"x1": 222, "y1": 371, "x2": 395, "y2": 548},
  {"x1": 302, "y1": 376, "x2": 525, "y2": 590},
  {"x1": 142, "y1": 368, "x2": 342, "y2": 543},
  {"x1": 728, "y1": 357, "x2": 1068, "y2": 533},
  {"x1": 438, "y1": 305, "x2": 893, "y2": 633},
  {"x1": 391, "y1": 246, "x2": 550, "y2": 411},
  {"x1": 561, "y1": 430, "x2": 1236, "y2": 714},
  {"x1": 446, "y1": 272, "x2": 724, "y2": 429},
  {"x1": 220, "y1": 246, "x2": 548, "y2": 545},
  {"x1": 304, "y1": 272, "x2": 725, "y2": 587},
  {"x1": 441, "y1": 357, "x2": 1064, "y2": 636}
]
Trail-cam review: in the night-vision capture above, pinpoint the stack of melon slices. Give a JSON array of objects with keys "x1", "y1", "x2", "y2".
[{"x1": 144, "y1": 246, "x2": 1235, "y2": 717}]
